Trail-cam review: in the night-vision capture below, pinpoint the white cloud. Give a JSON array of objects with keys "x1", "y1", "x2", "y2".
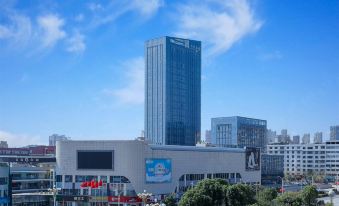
[
  {"x1": 175, "y1": 0, "x2": 262, "y2": 56},
  {"x1": 132, "y1": 0, "x2": 164, "y2": 17},
  {"x1": 88, "y1": 0, "x2": 163, "y2": 27},
  {"x1": 0, "y1": 13, "x2": 32, "y2": 46},
  {"x1": 37, "y1": 14, "x2": 66, "y2": 48},
  {"x1": 0, "y1": 130, "x2": 44, "y2": 147},
  {"x1": 67, "y1": 31, "x2": 86, "y2": 53},
  {"x1": 0, "y1": 10, "x2": 68, "y2": 51},
  {"x1": 105, "y1": 57, "x2": 144, "y2": 105},
  {"x1": 88, "y1": 3, "x2": 103, "y2": 11}
]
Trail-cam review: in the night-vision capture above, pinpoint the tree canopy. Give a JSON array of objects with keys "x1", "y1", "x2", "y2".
[
  {"x1": 178, "y1": 179, "x2": 319, "y2": 206},
  {"x1": 178, "y1": 179, "x2": 256, "y2": 206}
]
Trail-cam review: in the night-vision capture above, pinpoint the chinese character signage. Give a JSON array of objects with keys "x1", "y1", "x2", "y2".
[
  {"x1": 56, "y1": 195, "x2": 89, "y2": 202},
  {"x1": 245, "y1": 147, "x2": 260, "y2": 171},
  {"x1": 145, "y1": 159, "x2": 171, "y2": 183},
  {"x1": 108, "y1": 196, "x2": 142, "y2": 203}
]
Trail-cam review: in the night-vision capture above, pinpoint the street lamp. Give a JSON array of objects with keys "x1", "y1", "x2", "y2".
[
  {"x1": 328, "y1": 189, "x2": 335, "y2": 205},
  {"x1": 48, "y1": 185, "x2": 61, "y2": 206}
]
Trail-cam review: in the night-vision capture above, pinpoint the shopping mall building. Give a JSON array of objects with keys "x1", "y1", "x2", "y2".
[{"x1": 55, "y1": 139, "x2": 261, "y2": 205}]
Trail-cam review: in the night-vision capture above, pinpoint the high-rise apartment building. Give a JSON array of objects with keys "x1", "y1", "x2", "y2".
[
  {"x1": 302, "y1": 133, "x2": 311, "y2": 144},
  {"x1": 211, "y1": 116, "x2": 267, "y2": 150},
  {"x1": 292, "y1": 135, "x2": 300, "y2": 144},
  {"x1": 314, "y1": 132, "x2": 323, "y2": 144},
  {"x1": 277, "y1": 129, "x2": 291, "y2": 144},
  {"x1": 330, "y1": 126, "x2": 339, "y2": 141},
  {"x1": 266, "y1": 129, "x2": 276, "y2": 144},
  {"x1": 145, "y1": 36, "x2": 201, "y2": 146},
  {"x1": 49, "y1": 134, "x2": 69, "y2": 146}
]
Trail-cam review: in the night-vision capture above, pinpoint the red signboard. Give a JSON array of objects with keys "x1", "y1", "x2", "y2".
[
  {"x1": 108, "y1": 196, "x2": 142, "y2": 203},
  {"x1": 0, "y1": 146, "x2": 55, "y2": 156}
]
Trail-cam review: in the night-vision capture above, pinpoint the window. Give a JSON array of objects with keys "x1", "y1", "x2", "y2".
[
  {"x1": 65, "y1": 175, "x2": 72, "y2": 183},
  {"x1": 56, "y1": 175, "x2": 62, "y2": 182},
  {"x1": 109, "y1": 176, "x2": 131, "y2": 183},
  {"x1": 0, "y1": 177, "x2": 8, "y2": 185},
  {"x1": 75, "y1": 175, "x2": 85, "y2": 183},
  {"x1": 100, "y1": 176, "x2": 107, "y2": 183}
]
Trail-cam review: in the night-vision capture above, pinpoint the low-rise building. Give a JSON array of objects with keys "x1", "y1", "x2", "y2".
[
  {"x1": 56, "y1": 140, "x2": 261, "y2": 205},
  {"x1": 0, "y1": 163, "x2": 10, "y2": 205},
  {"x1": 211, "y1": 116, "x2": 267, "y2": 150},
  {"x1": 11, "y1": 163, "x2": 54, "y2": 206},
  {"x1": 267, "y1": 141, "x2": 339, "y2": 179}
]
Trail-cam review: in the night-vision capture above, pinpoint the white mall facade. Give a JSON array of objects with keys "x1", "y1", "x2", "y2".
[{"x1": 55, "y1": 140, "x2": 261, "y2": 206}]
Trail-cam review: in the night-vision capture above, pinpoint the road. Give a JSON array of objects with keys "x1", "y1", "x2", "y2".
[{"x1": 318, "y1": 194, "x2": 339, "y2": 205}]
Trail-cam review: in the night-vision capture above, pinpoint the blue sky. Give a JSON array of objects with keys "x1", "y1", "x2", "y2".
[{"x1": 0, "y1": 0, "x2": 338, "y2": 146}]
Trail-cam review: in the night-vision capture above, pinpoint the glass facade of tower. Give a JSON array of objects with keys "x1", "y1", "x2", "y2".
[
  {"x1": 145, "y1": 36, "x2": 201, "y2": 146},
  {"x1": 330, "y1": 126, "x2": 339, "y2": 141},
  {"x1": 211, "y1": 116, "x2": 267, "y2": 150}
]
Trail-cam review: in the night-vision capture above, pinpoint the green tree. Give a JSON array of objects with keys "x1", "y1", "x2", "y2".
[
  {"x1": 178, "y1": 179, "x2": 255, "y2": 206},
  {"x1": 276, "y1": 192, "x2": 303, "y2": 206},
  {"x1": 178, "y1": 179, "x2": 227, "y2": 206},
  {"x1": 179, "y1": 188, "x2": 213, "y2": 206},
  {"x1": 226, "y1": 184, "x2": 256, "y2": 206},
  {"x1": 163, "y1": 194, "x2": 176, "y2": 206},
  {"x1": 195, "y1": 178, "x2": 227, "y2": 205},
  {"x1": 301, "y1": 185, "x2": 318, "y2": 206},
  {"x1": 256, "y1": 188, "x2": 278, "y2": 206}
]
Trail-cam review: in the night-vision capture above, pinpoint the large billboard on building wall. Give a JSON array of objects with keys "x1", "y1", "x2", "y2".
[
  {"x1": 145, "y1": 159, "x2": 172, "y2": 183},
  {"x1": 245, "y1": 147, "x2": 260, "y2": 171},
  {"x1": 77, "y1": 150, "x2": 114, "y2": 170}
]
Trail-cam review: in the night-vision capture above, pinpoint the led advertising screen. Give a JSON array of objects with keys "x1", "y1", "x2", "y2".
[
  {"x1": 145, "y1": 159, "x2": 171, "y2": 183},
  {"x1": 245, "y1": 147, "x2": 260, "y2": 171},
  {"x1": 77, "y1": 150, "x2": 114, "y2": 170}
]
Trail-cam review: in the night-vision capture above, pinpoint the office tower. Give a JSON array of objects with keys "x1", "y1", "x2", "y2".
[
  {"x1": 313, "y1": 132, "x2": 323, "y2": 144},
  {"x1": 205, "y1": 130, "x2": 211, "y2": 144},
  {"x1": 145, "y1": 36, "x2": 201, "y2": 146},
  {"x1": 49, "y1": 134, "x2": 69, "y2": 146},
  {"x1": 292, "y1": 135, "x2": 300, "y2": 144},
  {"x1": 330, "y1": 126, "x2": 339, "y2": 140},
  {"x1": 211, "y1": 116, "x2": 267, "y2": 150},
  {"x1": 302, "y1": 133, "x2": 311, "y2": 144},
  {"x1": 267, "y1": 129, "x2": 277, "y2": 144}
]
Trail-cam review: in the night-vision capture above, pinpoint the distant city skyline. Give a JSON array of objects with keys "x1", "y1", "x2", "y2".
[{"x1": 0, "y1": 0, "x2": 338, "y2": 147}]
